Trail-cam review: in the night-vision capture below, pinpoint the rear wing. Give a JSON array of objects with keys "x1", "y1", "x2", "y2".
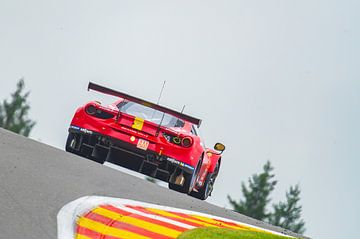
[{"x1": 88, "y1": 82, "x2": 202, "y2": 127}]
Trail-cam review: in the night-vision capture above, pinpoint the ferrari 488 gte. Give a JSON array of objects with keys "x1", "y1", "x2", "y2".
[{"x1": 66, "y1": 82, "x2": 225, "y2": 200}]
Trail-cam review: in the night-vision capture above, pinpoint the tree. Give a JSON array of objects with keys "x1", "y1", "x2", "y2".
[
  {"x1": 228, "y1": 161, "x2": 306, "y2": 234},
  {"x1": 227, "y1": 161, "x2": 277, "y2": 221},
  {"x1": 268, "y1": 185, "x2": 306, "y2": 234},
  {"x1": 0, "y1": 79, "x2": 36, "y2": 137}
]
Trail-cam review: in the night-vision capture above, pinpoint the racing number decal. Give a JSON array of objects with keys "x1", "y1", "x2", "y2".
[
  {"x1": 137, "y1": 139, "x2": 149, "y2": 151},
  {"x1": 132, "y1": 117, "x2": 144, "y2": 131}
]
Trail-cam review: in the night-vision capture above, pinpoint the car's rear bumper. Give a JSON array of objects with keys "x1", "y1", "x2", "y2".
[{"x1": 67, "y1": 125, "x2": 195, "y2": 182}]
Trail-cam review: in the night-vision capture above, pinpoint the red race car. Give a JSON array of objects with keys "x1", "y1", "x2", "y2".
[{"x1": 66, "y1": 82, "x2": 225, "y2": 200}]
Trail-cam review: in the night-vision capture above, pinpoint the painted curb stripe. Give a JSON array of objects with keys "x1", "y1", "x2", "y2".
[
  {"x1": 96, "y1": 206, "x2": 182, "y2": 238},
  {"x1": 159, "y1": 210, "x2": 244, "y2": 229},
  {"x1": 125, "y1": 205, "x2": 206, "y2": 228},
  {"x1": 103, "y1": 205, "x2": 188, "y2": 232},
  {"x1": 117, "y1": 205, "x2": 194, "y2": 230},
  {"x1": 190, "y1": 215, "x2": 250, "y2": 230},
  {"x1": 57, "y1": 196, "x2": 294, "y2": 239},
  {"x1": 83, "y1": 211, "x2": 173, "y2": 239},
  {"x1": 145, "y1": 208, "x2": 226, "y2": 228},
  {"x1": 144, "y1": 207, "x2": 256, "y2": 231},
  {"x1": 76, "y1": 233, "x2": 93, "y2": 239},
  {"x1": 78, "y1": 217, "x2": 150, "y2": 239},
  {"x1": 76, "y1": 226, "x2": 121, "y2": 239}
]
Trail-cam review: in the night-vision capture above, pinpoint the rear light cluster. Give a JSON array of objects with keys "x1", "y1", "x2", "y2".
[
  {"x1": 162, "y1": 132, "x2": 193, "y2": 148},
  {"x1": 85, "y1": 105, "x2": 115, "y2": 119}
]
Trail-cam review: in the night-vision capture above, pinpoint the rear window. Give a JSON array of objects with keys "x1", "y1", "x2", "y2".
[{"x1": 117, "y1": 101, "x2": 185, "y2": 128}]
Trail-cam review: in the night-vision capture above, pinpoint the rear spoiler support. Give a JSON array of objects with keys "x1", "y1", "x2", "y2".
[{"x1": 88, "y1": 82, "x2": 202, "y2": 127}]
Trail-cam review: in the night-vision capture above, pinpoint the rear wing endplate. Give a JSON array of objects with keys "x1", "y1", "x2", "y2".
[{"x1": 88, "y1": 82, "x2": 202, "y2": 127}]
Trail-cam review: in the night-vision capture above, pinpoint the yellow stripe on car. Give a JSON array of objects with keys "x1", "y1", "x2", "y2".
[{"x1": 132, "y1": 117, "x2": 144, "y2": 131}]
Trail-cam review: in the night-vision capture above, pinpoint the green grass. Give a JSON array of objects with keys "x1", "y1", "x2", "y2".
[{"x1": 177, "y1": 228, "x2": 294, "y2": 239}]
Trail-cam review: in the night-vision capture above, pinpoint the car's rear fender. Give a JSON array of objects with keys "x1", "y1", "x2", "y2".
[{"x1": 207, "y1": 152, "x2": 221, "y2": 174}]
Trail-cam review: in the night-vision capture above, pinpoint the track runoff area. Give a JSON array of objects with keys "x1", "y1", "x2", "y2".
[{"x1": 58, "y1": 196, "x2": 293, "y2": 239}]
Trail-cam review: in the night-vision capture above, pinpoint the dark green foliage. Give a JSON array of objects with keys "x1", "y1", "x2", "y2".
[
  {"x1": 227, "y1": 161, "x2": 277, "y2": 221},
  {"x1": 268, "y1": 185, "x2": 305, "y2": 234},
  {"x1": 228, "y1": 161, "x2": 306, "y2": 234},
  {"x1": 0, "y1": 79, "x2": 36, "y2": 137},
  {"x1": 177, "y1": 227, "x2": 291, "y2": 239}
]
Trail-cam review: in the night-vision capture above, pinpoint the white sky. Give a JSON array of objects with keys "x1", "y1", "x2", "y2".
[{"x1": 1, "y1": 1, "x2": 359, "y2": 238}]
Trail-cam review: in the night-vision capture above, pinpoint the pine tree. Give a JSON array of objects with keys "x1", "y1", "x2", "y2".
[
  {"x1": 268, "y1": 185, "x2": 305, "y2": 234},
  {"x1": 0, "y1": 79, "x2": 36, "y2": 137},
  {"x1": 228, "y1": 161, "x2": 306, "y2": 234},
  {"x1": 227, "y1": 161, "x2": 277, "y2": 221}
]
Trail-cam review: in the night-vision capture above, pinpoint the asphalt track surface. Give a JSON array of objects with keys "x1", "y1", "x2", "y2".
[{"x1": 0, "y1": 128, "x2": 306, "y2": 239}]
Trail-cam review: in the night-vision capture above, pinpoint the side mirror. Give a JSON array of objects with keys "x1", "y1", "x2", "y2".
[{"x1": 214, "y1": 143, "x2": 225, "y2": 153}]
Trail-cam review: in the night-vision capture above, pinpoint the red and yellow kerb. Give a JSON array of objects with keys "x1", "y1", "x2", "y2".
[{"x1": 75, "y1": 204, "x2": 262, "y2": 239}]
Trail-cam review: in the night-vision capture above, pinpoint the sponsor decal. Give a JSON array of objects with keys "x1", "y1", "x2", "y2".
[
  {"x1": 80, "y1": 128, "x2": 93, "y2": 135},
  {"x1": 120, "y1": 126, "x2": 149, "y2": 138},
  {"x1": 167, "y1": 158, "x2": 194, "y2": 171},
  {"x1": 132, "y1": 117, "x2": 145, "y2": 131},
  {"x1": 57, "y1": 196, "x2": 292, "y2": 239},
  {"x1": 184, "y1": 164, "x2": 195, "y2": 171},
  {"x1": 70, "y1": 125, "x2": 80, "y2": 130},
  {"x1": 70, "y1": 126, "x2": 93, "y2": 135}
]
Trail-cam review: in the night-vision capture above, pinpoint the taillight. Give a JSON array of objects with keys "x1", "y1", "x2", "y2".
[
  {"x1": 85, "y1": 105, "x2": 97, "y2": 115},
  {"x1": 172, "y1": 136, "x2": 181, "y2": 145},
  {"x1": 85, "y1": 105, "x2": 114, "y2": 119},
  {"x1": 162, "y1": 132, "x2": 193, "y2": 148},
  {"x1": 181, "y1": 137, "x2": 193, "y2": 147}
]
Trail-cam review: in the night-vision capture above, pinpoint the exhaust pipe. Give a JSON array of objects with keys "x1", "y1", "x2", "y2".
[{"x1": 175, "y1": 173, "x2": 185, "y2": 186}]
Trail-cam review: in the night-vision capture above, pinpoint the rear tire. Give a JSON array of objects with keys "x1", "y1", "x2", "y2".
[{"x1": 190, "y1": 162, "x2": 219, "y2": 200}]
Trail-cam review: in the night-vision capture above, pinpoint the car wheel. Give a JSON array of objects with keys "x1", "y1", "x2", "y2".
[{"x1": 190, "y1": 162, "x2": 219, "y2": 200}]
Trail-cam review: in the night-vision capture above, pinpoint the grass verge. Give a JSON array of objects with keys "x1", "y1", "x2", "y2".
[{"x1": 177, "y1": 228, "x2": 294, "y2": 239}]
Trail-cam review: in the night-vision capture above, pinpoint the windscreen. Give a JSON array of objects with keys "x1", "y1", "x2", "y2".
[{"x1": 118, "y1": 101, "x2": 185, "y2": 128}]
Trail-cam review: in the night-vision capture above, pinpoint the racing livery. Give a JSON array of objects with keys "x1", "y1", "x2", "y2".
[{"x1": 66, "y1": 82, "x2": 225, "y2": 200}]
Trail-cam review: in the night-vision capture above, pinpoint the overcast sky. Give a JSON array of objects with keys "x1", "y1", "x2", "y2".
[{"x1": 1, "y1": 1, "x2": 359, "y2": 238}]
